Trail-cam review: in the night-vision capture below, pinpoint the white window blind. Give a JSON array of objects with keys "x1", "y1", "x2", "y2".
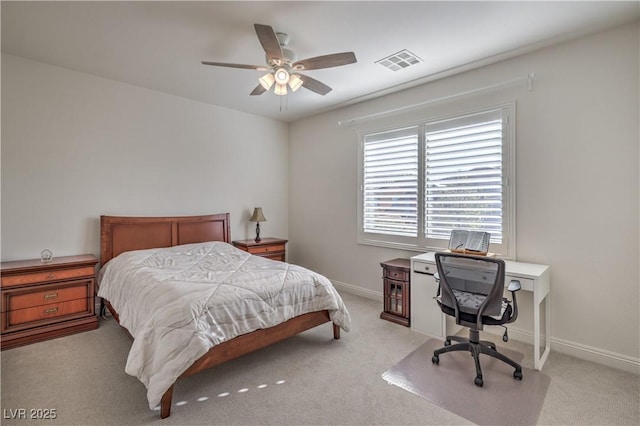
[
  {"x1": 362, "y1": 127, "x2": 418, "y2": 237},
  {"x1": 357, "y1": 104, "x2": 514, "y2": 257},
  {"x1": 425, "y1": 111, "x2": 503, "y2": 243}
]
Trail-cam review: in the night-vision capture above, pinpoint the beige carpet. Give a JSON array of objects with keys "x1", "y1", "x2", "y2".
[{"x1": 382, "y1": 339, "x2": 551, "y2": 425}]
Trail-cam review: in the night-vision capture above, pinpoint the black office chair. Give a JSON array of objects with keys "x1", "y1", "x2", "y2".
[{"x1": 431, "y1": 252, "x2": 523, "y2": 386}]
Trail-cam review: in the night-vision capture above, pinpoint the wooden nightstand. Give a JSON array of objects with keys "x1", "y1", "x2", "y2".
[
  {"x1": 1, "y1": 254, "x2": 99, "y2": 350},
  {"x1": 232, "y1": 238, "x2": 287, "y2": 262},
  {"x1": 380, "y1": 258, "x2": 411, "y2": 327}
]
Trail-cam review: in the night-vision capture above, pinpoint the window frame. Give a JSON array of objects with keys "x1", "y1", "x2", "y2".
[{"x1": 357, "y1": 102, "x2": 516, "y2": 259}]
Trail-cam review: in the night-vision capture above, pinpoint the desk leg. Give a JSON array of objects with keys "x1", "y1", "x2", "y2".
[
  {"x1": 541, "y1": 294, "x2": 551, "y2": 368},
  {"x1": 534, "y1": 298, "x2": 541, "y2": 370},
  {"x1": 534, "y1": 293, "x2": 551, "y2": 370}
]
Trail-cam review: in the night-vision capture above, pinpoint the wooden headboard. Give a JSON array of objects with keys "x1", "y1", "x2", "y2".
[{"x1": 100, "y1": 213, "x2": 231, "y2": 266}]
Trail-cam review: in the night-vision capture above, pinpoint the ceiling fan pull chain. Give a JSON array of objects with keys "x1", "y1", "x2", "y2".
[{"x1": 280, "y1": 94, "x2": 288, "y2": 112}]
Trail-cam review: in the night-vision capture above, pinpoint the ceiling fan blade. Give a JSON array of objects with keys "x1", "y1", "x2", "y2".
[
  {"x1": 298, "y1": 74, "x2": 332, "y2": 96},
  {"x1": 292, "y1": 52, "x2": 357, "y2": 70},
  {"x1": 254, "y1": 24, "x2": 284, "y2": 64},
  {"x1": 250, "y1": 84, "x2": 267, "y2": 96},
  {"x1": 201, "y1": 61, "x2": 268, "y2": 71}
]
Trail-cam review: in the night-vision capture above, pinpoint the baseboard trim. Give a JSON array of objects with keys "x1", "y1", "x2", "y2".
[
  {"x1": 550, "y1": 335, "x2": 639, "y2": 374},
  {"x1": 332, "y1": 280, "x2": 640, "y2": 375},
  {"x1": 482, "y1": 327, "x2": 640, "y2": 374},
  {"x1": 331, "y1": 279, "x2": 382, "y2": 301}
]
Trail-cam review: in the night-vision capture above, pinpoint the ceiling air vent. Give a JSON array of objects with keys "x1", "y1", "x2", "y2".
[{"x1": 376, "y1": 49, "x2": 422, "y2": 71}]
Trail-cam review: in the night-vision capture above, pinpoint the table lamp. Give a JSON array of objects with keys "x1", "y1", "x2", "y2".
[{"x1": 249, "y1": 207, "x2": 267, "y2": 243}]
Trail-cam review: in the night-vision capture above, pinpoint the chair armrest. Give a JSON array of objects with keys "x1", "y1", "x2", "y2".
[
  {"x1": 508, "y1": 279, "x2": 521, "y2": 292},
  {"x1": 433, "y1": 272, "x2": 441, "y2": 299},
  {"x1": 505, "y1": 280, "x2": 520, "y2": 323}
]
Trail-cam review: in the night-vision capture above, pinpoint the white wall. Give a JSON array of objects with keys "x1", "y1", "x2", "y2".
[
  {"x1": 1, "y1": 54, "x2": 290, "y2": 262},
  {"x1": 289, "y1": 22, "x2": 639, "y2": 368}
]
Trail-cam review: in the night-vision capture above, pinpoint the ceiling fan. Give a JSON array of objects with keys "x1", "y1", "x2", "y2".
[{"x1": 202, "y1": 24, "x2": 357, "y2": 97}]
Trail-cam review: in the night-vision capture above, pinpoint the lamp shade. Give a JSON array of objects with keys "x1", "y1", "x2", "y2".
[
  {"x1": 249, "y1": 207, "x2": 267, "y2": 222},
  {"x1": 259, "y1": 73, "x2": 275, "y2": 90},
  {"x1": 273, "y1": 83, "x2": 287, "y2": 96},
  {"x1": 288, "y1": 74, "x2": 303, "y2": 92}
]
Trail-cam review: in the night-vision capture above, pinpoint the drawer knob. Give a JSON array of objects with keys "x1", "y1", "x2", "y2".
[
  {"x1": 47, "y1": 273, "x2": 56, "y2": 279},
  {"x1": 44, "y1": 293, "x2": 58, "y2": 300},
  {"x1": 44, "y1": 307, "x2": 59, "y2": 315}
]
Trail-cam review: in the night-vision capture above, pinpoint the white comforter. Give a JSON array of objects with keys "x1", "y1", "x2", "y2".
[{"x1": 97, "y1": 241, "x2": 351, "y2": 409}]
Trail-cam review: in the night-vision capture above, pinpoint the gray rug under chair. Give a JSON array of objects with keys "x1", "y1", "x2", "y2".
[{"x1": 382, "y1": 339, "x2": 551, "y2": 425}]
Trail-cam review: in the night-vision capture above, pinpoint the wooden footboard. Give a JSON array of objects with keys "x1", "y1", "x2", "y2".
[
  {"x1": 105, "y1": 302, "x2": 338, "y2": 418},
  {"x1": 161, "y1": 309, "x2": 338, "y2": 418}
]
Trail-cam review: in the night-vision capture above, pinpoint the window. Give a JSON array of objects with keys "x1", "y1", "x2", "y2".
[
  {"x1": 358, "y1": 105, "x2": 515, "y2": 258},
  {"x1": 362, "y1": 127, "x2": 418, "y2": 238}
]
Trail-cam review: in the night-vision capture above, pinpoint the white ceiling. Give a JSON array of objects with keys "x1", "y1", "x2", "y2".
[{"x1": 2, "y1": 1, "x2": 638, "y2": 122}]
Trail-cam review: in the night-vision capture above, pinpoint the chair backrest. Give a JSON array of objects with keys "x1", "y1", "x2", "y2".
[{"x1": 435, "y1": 252, "x2": 506, "y2": 323}]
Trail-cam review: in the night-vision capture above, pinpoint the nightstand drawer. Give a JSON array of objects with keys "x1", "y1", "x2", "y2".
[
  {"x1": 7, "y1": 299, "x2": 89, "y2": 328},
  {"x1": 232, "y1": 239, "x2": 287, "y2": 263},
  {"x1": 247, "y1": 244, "x2": 286, "y2": 255},
  {"x1": 384, "y1": 268, "x2": 409, "y2": 281},
  {"x1": 1, "y1": 266, "x2": 95, "y2": 287},
  {"x1": 6, "y1": 283, "x2": 89, "y2": 311}
]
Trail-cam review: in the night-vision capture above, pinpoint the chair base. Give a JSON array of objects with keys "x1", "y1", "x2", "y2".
[{"x1": 431, "y1": 329, "x2": 523, "y2": 387}]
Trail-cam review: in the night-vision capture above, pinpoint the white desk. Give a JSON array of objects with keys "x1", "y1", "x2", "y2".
[{"x1": 410, "y1": 252, "x2": 550, "y2": 370}]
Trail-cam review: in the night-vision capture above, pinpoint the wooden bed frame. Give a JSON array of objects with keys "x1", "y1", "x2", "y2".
[{"x1": 99, "y1": 213, "x2": 339, "y2": 419}]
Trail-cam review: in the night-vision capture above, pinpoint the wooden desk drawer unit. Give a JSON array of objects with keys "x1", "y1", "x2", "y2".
[
  {"x1": 380, "y1": 258, "x2": 411, "y2": 327},
  {"x1": 232, "y1": 238, "x2": 288, "y2": 262},
  {"x1": 1, "y1": 254, "x2": 99, "y2": 350}
]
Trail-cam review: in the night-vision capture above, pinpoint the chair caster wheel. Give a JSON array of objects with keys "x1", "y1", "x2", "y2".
[
  {"x1": 514, "y1": 370, "x2": 523, "y2": 380},
  {"x1": 503, "y1": 334, "x2": 509, "y2": 342},
  {"x1": 474, "y1": 376, "x2": 483, "y2": 387},
  {"x1": 432, "y1": 355, "x2": 439, "y2": 365},
  {"x1": 444, "y1": 339, "x2": 451, "y2": 346}
]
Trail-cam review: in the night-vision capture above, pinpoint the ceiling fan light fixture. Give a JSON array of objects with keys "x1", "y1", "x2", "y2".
[
  {"x1": 288, "y1": 74, "x2": 303, "y2": 92},
  {"x1": 259, "y1": 73, "x2": 275, "y2": 90},
  {"x1": 202, "y1": 24, "x2": 357, "y2": 100},
  {"x1": 274, "y1": 67, "x2": 290, "y2": 85},
  {"x1": 274, "y1": 83, "x2": 288, "y2": 96}
]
